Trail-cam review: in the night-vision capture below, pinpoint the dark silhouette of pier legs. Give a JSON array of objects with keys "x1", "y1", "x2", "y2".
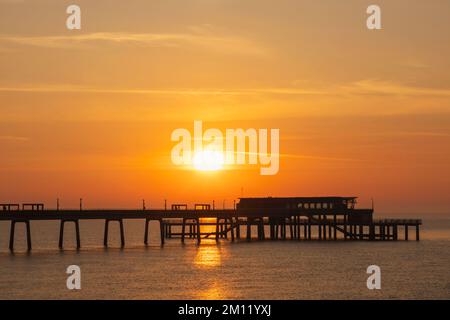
[
  {"x1": 257, "y1": 218, "x2": 265, "y2": 240},
  {"x1": 181, "y1": 218, "x2": 201, "y2": 244},
  {"x1": 303, "y1": 222, "x2": 307, "y2": 240},
  {"x1": 369, "y1": 224, "x2": 375, "y2": 240},
  {"x1": 181, "y1": 218, "x2": 186, "y2": 243},
  {"x1": 9, "y1": 220, "x2": 31, "y2": 252},
  {"x1": 275, "y1": 222, "x2": 279, "y2": 239},
  {"x1": 59, "y1": 220, "x2": 80, "y2": 249},
  {"x1": 307, "y1": 218, "x2": 312, "y2": 240},
  {"x1": 318, "y1": 218, "x2": 322, "y2": 240},
  {"x1": 229, "y1": 218, "x2": 235, "y2": 241},
  {"x1": 333, "y1": 215, "x2": 337, "y2": 240},
  {"x1": 404, "y1": 225, "x2": 409, "y2": 241},
  {"x1": 196, "y1": 219, "x2": 201, "y2": 244},
  {"x1": 416, "y1": 225, "x2": 420, "y2": 241},
  {"x1": 343, "y1": 215, "x2": 348, "y2": 240},
  {"x1": 144, "y1": 219, "x2": 164, "y2": 245},
  {"x1": 215, "y1": 218, "x2": 221, "y2": 241},
  {"x1": 290, "y1": 217, "x2": 295, "y2": 239},
  {"x1": 269, "y1": 218, "x2": 274, "y2": 239},
  {"x1": 144, "y1": 218, "x2": 150, "y2": 245},
  {"x1": 159, "y1": 220, "x2": 165, "y2": 245},
  {"x1": 104, "y1": 219, "x2": 125, "y2": 247},
  {"x1": 246, "y1": 218, "x2": 252, "y2": 240}
]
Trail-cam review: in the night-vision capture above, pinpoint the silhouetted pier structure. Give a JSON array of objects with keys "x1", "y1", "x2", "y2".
[{"x1": 0, "y1": 197, "x2": 422, "y2": 251}]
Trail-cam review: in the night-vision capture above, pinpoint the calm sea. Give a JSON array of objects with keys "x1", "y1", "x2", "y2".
[{"x1": 0, "y1": 217, "x2": 449, "y2": 299}]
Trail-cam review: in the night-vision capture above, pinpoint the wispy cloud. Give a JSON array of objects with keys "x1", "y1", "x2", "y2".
[
  {"x1": 340, "y1": 79, "x2": 450, "y2": 97},
  {"x1": 0, "y1": 85, "x2": 328, "y2": 96},
  {"x1": 1, "y1": 80, "x2": 449, "y2": 98},
  {"x1": 0, "y1": 31, "x2": 266, "y2": 56},
  {"x1": 0, "y1": 135, "x2": 29, "y2": 141},
  {"x1": 372, "y1": 131, "x2": 450, "y2": 138},
  {"x1": 282, "y1": 153, "x2": 363, "y2": 162}
]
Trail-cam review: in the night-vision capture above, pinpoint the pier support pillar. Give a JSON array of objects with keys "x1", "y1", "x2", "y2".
[
  {"x1": 144, "y1": 218, "x2": 150, "y2": 245},
  {"x1": 196, "y1": 218, "x2": 201, "y2": 244},
  {"x1": 416, "y1": 225, "x2": 420, "y2": 241},
  {"x1": 269, "y1": 220, "x2": 274, "y2": 239},
  {"x1": 343, "y1": 215, "x2": 348, "y2": 240},
  {"x1": 369, "y1": 224, "x2": 375, "y2": 240},
  {"x1": 246, "y1": 219, "x2": 252, "y2": 240},
  {"x1": 393, "y1": 225, "x2": 398, "y2": 241},
  {"x1": 181, "y1": 218, "x2": 200, "y2": 244},
  {"x1": 274, "y1": 220, "x2": 279, "y2": 240},
  {"x1": 229, "y1": 218, "x2": 235, "y2": 242},
  {"x1": 215, "y1": 218, "x2": 221, "y2": 241},
  {"x1": 257, "y1": 218, "x2": 265, "y2": 240},
  {"x1": 318, "y1": 217, "x2": 322, "y2": 240},
  {"x1": 145, "y1": 218, "x2": 164, "y2": 245},
  {"x1": 289, "y1": 217, "x2": 293, "y2": 240},
  {"x1": 307, "y1": 218, "x2": 312, "y2": 240},
  {"x1": 303, "y1": 222, "x2": 307, "y2": 240},
  {"x1": 9, "y1": 220, "x2": 32, "y2": 252},
  {"x1": 159, "y1": 220, "x2": 165, "y2": 245},
  {"x1": 333, "y1": 215, "x2": 337, "y2": 240},
  {"x1": 104, "y1": 219, "x2": 125, "y2": 247},
  {"x1": 236, "y1": 219, "x2": 241, "y2": 239},
  {"x1": 59, "y1": 220, "x2": 81, "y2": 249},
  {"x1": 404, "y1": 225, "x2": 409, "y2": 241},
  {"x1": 181, "y1": 218, "x2": 186, "y2": 243}
]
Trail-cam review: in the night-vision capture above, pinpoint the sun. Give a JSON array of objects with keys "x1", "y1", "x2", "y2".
[{"x1": 192, "y1": 150, "x2": 224, "y2": 171}]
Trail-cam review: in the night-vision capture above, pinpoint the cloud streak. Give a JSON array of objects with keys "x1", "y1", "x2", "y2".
[
  {"x1": 0, "y1": 31, "x2": 266, "y2": 56},
  {"x1": 0, "y1": 135, "x2": 29, "y2": 141},
  {"x1": 1, "y1": 80, "x2": 450, "y2": 98},
  {"x1": 339, "y1": 79, "x2": 450, "y2": 97}
]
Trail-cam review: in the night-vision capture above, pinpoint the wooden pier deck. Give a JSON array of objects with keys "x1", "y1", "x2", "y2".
[{"x1": 0, "y1": 197, "x2": 422, "y2": 251}]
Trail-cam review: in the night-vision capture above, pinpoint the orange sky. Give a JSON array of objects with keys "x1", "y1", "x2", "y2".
[{"x1": 1, "y1": 0, "x2": 450, "y2": 215}]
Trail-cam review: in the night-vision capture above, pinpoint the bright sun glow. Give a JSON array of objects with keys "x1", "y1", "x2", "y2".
[{"x1": 193, "y1": 150, "x2": 224, "y2": 171}]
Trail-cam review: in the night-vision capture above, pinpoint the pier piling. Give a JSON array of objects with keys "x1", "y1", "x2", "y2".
[
  {"x1": 104, "y1": 219, "x2": 125, "y2": 247},
  {"x1": 9, "y1": 220, "x2": 31, "y2": 252},
  {"x1": 59, "y1": 220, "x2": 81, "y2": 249}
]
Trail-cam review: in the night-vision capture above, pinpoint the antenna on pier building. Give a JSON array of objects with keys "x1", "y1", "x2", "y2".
[
  {"x1": 213, "y1": 200, "x2": 215, "y2": 210},
  {"x1": 79, "y1": 198, "x2": 83, "y2": 211},
  {"x1": 164, "y1": 199, "x2": 167, "y2": 210},
  {"x1": 371, "y1": 198, "x2": 375, "y2": 210},
  {"x1": 56, "y1": 198, "x2": 59, "y2": 211},
  {"x1": 142, "y1": 199, "x2": 146, "y2": 210}
]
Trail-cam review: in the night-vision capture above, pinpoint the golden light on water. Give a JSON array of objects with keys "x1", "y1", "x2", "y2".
[
  {"x1": 194, "y1": 244, "x2": 222, "y2": 268},
  {"x1": 196, "y1": 282, "x2": 226, "y2": 300},
  {"x1": 193, "y1": 218, "x2": 225, "y2": 269}
]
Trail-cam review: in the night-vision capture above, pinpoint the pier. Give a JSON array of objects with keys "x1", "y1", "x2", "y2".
[{"x1": 0, "y1": 197, "x2": 422, "y2": 251}]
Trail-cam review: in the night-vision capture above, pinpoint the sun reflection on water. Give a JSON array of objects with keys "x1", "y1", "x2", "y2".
[{"x1": 193, "y1": 218, "x2": 225, "y2": 269}]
